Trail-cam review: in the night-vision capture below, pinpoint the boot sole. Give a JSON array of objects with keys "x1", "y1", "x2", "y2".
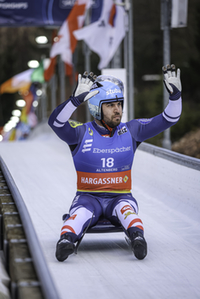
[
  {"x1": 132, "y1": 239, "x2": 147, "y2": 260},
  {"x1": 56, "y1": 242, "x2": 75, "y2": 262}
]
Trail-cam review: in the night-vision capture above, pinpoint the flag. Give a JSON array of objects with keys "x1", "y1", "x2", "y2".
[
  {"x1": 0, "y1": 69, "x2": 33, "y2": 94},
  {"x1": 0, "y1": 61, "x2": 44, "y2": 95},
  {"x1": 31, "y1": 61, "x2": 45, "y2": 83},
  {"x1": 44, "y1": 57, "x2": 57, "y2": 82},
  {"x1": 8, "y1": 128, "x2": 16, "y2": 141},
  {"x1": 73, "y1": 0, "x2": 125, "y2": 70},
  {"x1": 44, "y1": 0, "x2": 91, "y2": 81}
]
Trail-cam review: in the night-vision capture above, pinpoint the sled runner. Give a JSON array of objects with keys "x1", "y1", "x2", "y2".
[
  {"x1": 62, "y1": 213, "x2": 123, "y2": 234},
  {"x1": 62, "y1": 214, "x2": 124, "y2": 253}
]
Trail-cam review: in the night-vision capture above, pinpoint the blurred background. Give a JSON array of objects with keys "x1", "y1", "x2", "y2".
[{"x1": 0, "y1": 0, "x2": 199, "y2": 158}]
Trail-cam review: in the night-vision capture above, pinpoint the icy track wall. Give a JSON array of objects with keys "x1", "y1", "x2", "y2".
[{"x1": 133, "y1": 142, "x2": 200, "y2": 222}]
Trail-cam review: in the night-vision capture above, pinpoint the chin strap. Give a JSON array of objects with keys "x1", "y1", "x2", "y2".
[{"x1": 101, "y1": 120, "x2": 115, "y2": 137}]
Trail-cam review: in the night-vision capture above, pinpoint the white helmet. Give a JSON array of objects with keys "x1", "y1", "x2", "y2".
[{"x1": 88, "y1": 75, "x2": 124, "y2": 120}]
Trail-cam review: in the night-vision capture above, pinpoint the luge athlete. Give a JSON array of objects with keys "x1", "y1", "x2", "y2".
[{"x1": 48, "y1": 64, "x2": 182, "y2": 262}]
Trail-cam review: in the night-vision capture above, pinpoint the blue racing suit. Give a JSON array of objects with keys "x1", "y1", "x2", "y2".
[{"x1": 48, "y1": 95, "x2": 182, "y2": 242}]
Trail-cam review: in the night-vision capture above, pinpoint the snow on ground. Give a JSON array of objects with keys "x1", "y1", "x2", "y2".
[{"x1": 0, "y1": 123, "x2": 200, "y2": 299}]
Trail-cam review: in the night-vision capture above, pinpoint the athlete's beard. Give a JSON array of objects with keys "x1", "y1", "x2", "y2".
[{"x1": 103, "y1": 113, "x2": 122, "y2": 128}]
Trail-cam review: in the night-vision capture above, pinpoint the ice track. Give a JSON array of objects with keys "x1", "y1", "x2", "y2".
[{"x1": 1, "y1": 122, "x2": 200, "y2": 299}]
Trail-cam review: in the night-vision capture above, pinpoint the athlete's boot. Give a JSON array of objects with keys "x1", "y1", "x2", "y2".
[
  {"x1": 55, "y1": 234, "x2": 75, "y2": 262},
  {"x1": 130, "y1": 231, "x2": 147, "y2": 260}
]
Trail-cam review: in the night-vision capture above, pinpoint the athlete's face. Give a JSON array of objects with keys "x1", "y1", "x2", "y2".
[{"x1": 102, "y1": 101, "x2": 122, "y2": 128}]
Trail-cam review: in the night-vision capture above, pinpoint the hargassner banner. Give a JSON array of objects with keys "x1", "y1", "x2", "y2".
[{"x1": 0, "y1": 0, "x2": 76, "y2": 26}]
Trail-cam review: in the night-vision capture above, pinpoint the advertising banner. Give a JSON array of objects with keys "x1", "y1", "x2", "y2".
[{"x1": 0, "y1": 0, "x2": 81, "y2": 26}]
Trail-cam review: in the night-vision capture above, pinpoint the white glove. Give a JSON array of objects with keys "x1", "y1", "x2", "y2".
[
  {"x1": 162, "y1": 64, "x2": 182, "y2": 100},
  {"x1": 73, "y1": 71, "x2": 99, "y2": 102}
]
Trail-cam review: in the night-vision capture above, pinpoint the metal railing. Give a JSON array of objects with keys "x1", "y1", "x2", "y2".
[
  {"x1": 0, "y1": 156, "x2": 61, "y2": 299},
  {"x1": 139, "y1": 142, "x2": 200, "y2": 171}
]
